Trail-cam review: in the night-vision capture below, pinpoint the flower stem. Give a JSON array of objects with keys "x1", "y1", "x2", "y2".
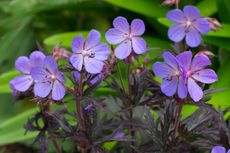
[
  {"x1": 76, "y1": 72, "x2": 85, "y2": 131},
  {"x1": 173, "y1": 101, "x2": 183, "y2": 141},
  {"x1": 126, "y1": 57, "x2": 135, "y2": 153},
  {"x1": 75, "y1": 72, "x2": 89, "y2": 152},
  {"x1": 116, "y1": 60, "x2": 125, "y2": 92}
]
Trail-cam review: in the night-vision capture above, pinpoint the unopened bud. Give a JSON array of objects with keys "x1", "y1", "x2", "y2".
[
  {"x1": 196, "y1": 50, "x2": 215, "y2": 58},
  {"x1": 207, "y1": 17, "x2": 222, "y2": 31},
  {"x1": 161, "y1": 0, "x2": 179, "y2": 7},
  {"x1": 52, "y1": 44, "x2": 70, "y2": 60}
]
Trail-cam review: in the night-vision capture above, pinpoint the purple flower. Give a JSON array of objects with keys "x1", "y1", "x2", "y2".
[
  {"x1": 105, "y1": 16, "x2": 147, "y2": 59},
  {"x1": 10, "y1": 51, "x2": 45, "y2": 93},
  {"x1": 176, "y1": 51, "x2": 218, "y2": 102},
  {"x1": 152, "y1": 51, "x2": 187, "y2": 99},
  {"x1": 69, "y1": 29, "x2": 110, "y2": 74},
  {"x1": 167, "y1": 5, "x2": 210, "y2": 47},
  {"x1": 211, "y1": 146, "x2": 230, "y2": 153},
  {"x1": 31, "y1": 56, "x2": 66, "y2": 101}
]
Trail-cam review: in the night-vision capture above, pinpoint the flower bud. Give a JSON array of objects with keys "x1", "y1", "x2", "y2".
[
  {"x1": 161, "y1": 0, "x2": 179, "y2": 7},
  {"x1": 206, "y1": 17, "x2": 222, "y2": 31},
  {"x1": 52, "y1": 44, "x2": 70, "y2": 60},
  {"x1": 196, "y1": 50, "x2": 215, "y2": 58}
]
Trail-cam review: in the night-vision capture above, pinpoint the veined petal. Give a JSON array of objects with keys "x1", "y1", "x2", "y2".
[
  {"x1": 114, "y1": 40, "x2": 132, "y2": 60},
  {"x1": 105, "y1": 28, "x2": 127, "y2": 44},
  {"x1": 131, "y1": 19, "x2": 145, "y2": 36},
  {"x1": 161, "y1": 76, "x2": 178, "y2": 96},
  {"x1": 15, "y1": 56, "x2": 31, "y2": 74},
  {"x1": 167, "y1": 9, "x2": 186, "y2": 23},
  {"x1": 84, "y1": 58, "x2": 104, "y2": 74},
  {"x1": 90, "y1": 43, "x2": 110, "y2": 60},
  {"x1": 132, "y1": 37, "x2": 147, "y2": 54},
  {"x1": 192, "y1": 69, "x2": 218, "y2": 84},
  {"x1": 85, "y1": 29, "x2": 101, "y2": 50},
  {"x1": 185, "y1": 28, "x2": 201, "y2": 47},
  {"x1": 191, "y1": 55, "x2": 211, "y2": 71},
  {"x1": 211, "y1": 146, "x2": 226, "y2": 153},
  {"x1": 52, "y1": 80, "x2": 65, "y2": 100},
  {"x1": 152, "y1": 62, "x2": 174, "y2": 78},
  {"x1": 70, "y1": 54, "x2": 83, "y2": 71},
  {"x1": 29, "y1": 51, "x2": 46, "y2": 67},
  {"x1": 34, "y1": 81, "x2": 52, "y2": 98},
  {"x1": 178, "y1": 76, "x2": 187, "y2": 98},
  {"x1": 163, "y1": 51, "x2": 178, "y2": 70},
  {"x1": 113, "y1": 16, "x2": 129, "y2": 34},
  {"x1": 13, "y1": 75, "x2": 33, "y2": 92},
  {"x1": 72, "y1": 35, "x2": 84, "y2": 53},
  {"x1": 56, "y1": 71, "x2": 66, "y2": 83},
  {"x1": 188, "y1": 78, "x2": 203, "y2": 102},
  {"x1": 31, "y1": 67, "x2": 48, "y2": 81},
  {"x1": 193, "y1": 18, "x2": 210, "y2": 34},
  {"x1": 183, "y1": 5, "x2": 200, "y2": 20},
  {"x1": 227, "y1": 149, "x2": 230, "y2": 153},
  {"x1": 168, "y1": 24, "x2": 186, "y2": 42},
  {"x1": 176, "y1": 51, "x2": 192, "y2": 71},
  {"x1": 44, "y1": 56, "x2": 58, "y2": 74}
]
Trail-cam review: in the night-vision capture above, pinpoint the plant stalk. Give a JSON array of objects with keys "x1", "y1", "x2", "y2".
[{"x1": 127, "y1": 57, "x2": 135, "y2": 153}]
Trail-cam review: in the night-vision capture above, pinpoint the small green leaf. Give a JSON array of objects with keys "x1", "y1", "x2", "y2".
[
  {"x1": 203, "y1": 37, "x2": 230, "y2": 51},
  {"x1": 44, "y1": 31, "x2": 89, "y2": 47},
  {"x1": 208, "y1": 60, "x2": 230, "y2": 109},
  {"x1": 197, "y1": 0, "x2": 217, "y2": 16},
  {"x1": 104, "y1": 0, "x2": 168, "y2": 18}
]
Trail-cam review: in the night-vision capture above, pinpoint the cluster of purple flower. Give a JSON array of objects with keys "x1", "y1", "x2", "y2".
[
  {"x1": 10, "y1": 16, "x2": 147, "y2": 101},
  {"x1": 153, "y1": 51, "x2": 217, "y2": 102},
  {"x1": 9, "y1": 4, "x2": 222, "y2": 153},
  {"x1": 10, "y1": 6, "x2": 217, "y2": 103}
]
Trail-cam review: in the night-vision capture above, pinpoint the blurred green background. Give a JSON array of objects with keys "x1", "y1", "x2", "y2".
[{"x1": 0, "y1": 0, "x2": 230, "y2": 151}]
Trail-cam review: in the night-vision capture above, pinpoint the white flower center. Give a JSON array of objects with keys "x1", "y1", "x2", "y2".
[
  {"x1": 82, "y1": 50, "x2": 95, "y2": 58},
  {"x1": 51, "y1": 74, "x2": 56, "y2": 80},
  {"x1": 186, "y1": 20, "x2": 192, "y2": 27}
]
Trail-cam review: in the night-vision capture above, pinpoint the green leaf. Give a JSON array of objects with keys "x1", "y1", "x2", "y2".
[
  {"x1": 104, "y1": 0, "x2": 168, "y2": 18},
  {"x1": 208, "y1": 59, "x2": 230, "y2": 109},
  {"x1": 0, "y1": 108, "x2": 39, "y2": 145},
  {"x1": 44, "y1": 31, "x2": 91, "y2": 47},
  {"x1": 0, "y1": 70, "x2": 19, "y2": 94},
  {"x1": 196, "y1": 0, "x2": 217, "y2": 16},
  {"x1": 203, "y1": 37, "x2": 230, "y2": 51}
]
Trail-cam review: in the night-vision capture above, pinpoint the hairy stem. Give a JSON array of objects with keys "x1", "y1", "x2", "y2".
[
  {"x1": 75, "y1": 72, "x2": 89, "y2": 152},
  {"x1": 76, "y1": 72, "x2": 85, "y2": 131},
  {"x1": 127, "y1": 58, "x2": 135, "y2": 153},
  {"x1": 173, "y1": 102, "x2": 183, "y2": 141}
]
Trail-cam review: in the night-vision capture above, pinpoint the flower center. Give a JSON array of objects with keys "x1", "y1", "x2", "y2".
[
  {"x1": 51, "y1": 74, "x2": 56, "y2": 80},
  {"x1": 186, "y1": 70, "x2": 193, "y2": 77},
  {"x1": 186, "y1": 20, "x2": 192, "y2": 27},
  {"x1": 127, "y1": 33, "x2": 133, "y2": 40},
  {"x1": 82, "y1": 50, "x2": 95, "y2": 58}
]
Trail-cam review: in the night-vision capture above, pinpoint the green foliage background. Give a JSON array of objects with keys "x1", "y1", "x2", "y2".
[{"x1": 0, "y1": 0, "x2": 230, "y2": 151}]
